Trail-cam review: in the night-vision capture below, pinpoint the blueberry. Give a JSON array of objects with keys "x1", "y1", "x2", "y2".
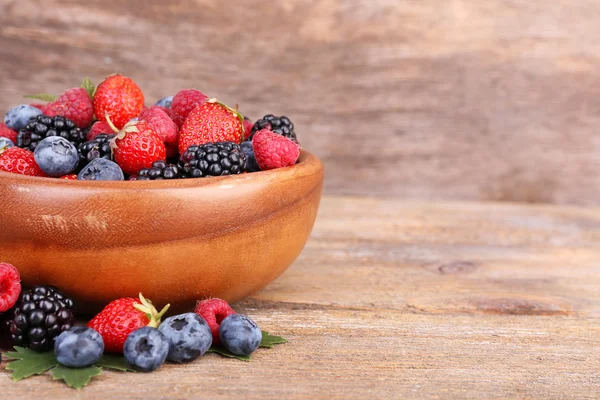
[
  {"x1": 34, "y1": 136, "x2": 79, "y2": 177},
  {"x1": 219, "y1": 314, "x2": 262, "y2": 356},
  {"x1": 0, "y1": 137, "x2": 14, "y2": 149},
  {"x1": 54, "y1": 326, "x2": 104, "y2": 368},
  {"x1": 77, "y1": 158, "x2": 124, "y2": 181},
  {"x1": 241, "y1": 141, "x2": 260, "y2": 172},
  {"x1": 154, "y1": 96, "x2": 173, "y2": 108},
  {"x1": 123, "y1": 327, "x2": 169, "y2": 372},
  {"x1": 4, "y1": 104, "x2": 42, "y2": 131},
  {"x1": 158, "y1": 313, "x2": 212, "y2": 363}
]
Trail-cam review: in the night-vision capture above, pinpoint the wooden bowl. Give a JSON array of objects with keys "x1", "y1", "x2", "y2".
[{"x1": 0, "y1": 151, "x2": 323, "y2": 314}]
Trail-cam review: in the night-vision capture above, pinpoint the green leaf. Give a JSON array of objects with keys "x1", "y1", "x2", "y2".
[
  {"x1": 23, "y1": 94, "x2": 57, "y2": 102},
  {"x1": 260, "y1": 331, "x2": 288, "y2": 348},
  {"x1": 4, "y1": 347, "x2": 58, "y2": 381},
  {"x1": 50, "y1": 365, "x2": 102, "y2": 390},
  {"x1": 95, "y1": 354, "x2": 136, "y2": 372},
  {"x1": 81, "y1": 76, "x2": 96, "y2": 99},
  {"x1": 206, "y1": 345, "x2": 251, "y2": 361}
]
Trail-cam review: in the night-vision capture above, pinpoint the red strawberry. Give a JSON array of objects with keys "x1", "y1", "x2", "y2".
[
  {"x1": 94, "y1": 74, "x2": 145, "y2": 130},
  {"x1": 88, "y1": 293, "x2": 169, "y2": 354},
  {"x1": 178, "y1": 99, "x2": 244, "y2": 154},
  {"x1": 111, "y1": 120, "x2": 166, "y2": 175},
  {"x1": 59, "y1": 174, "x2": 78, "y2": 180},
  {"x1": 243, "y1": 117, "x2": 253, "y2": 141},
  {"x1": 0, "y1": 123, "x2": 18, "y2": 143},
  {"x1": 194, "y1": 298, "x2": 236, "y2": 345},
  {"x1": 0, "y1": 147, "x2": 45, "y2": 176},
  {"x1": 252, "y1": 129, "x2": 300, "y2": 170},
  {"x1": 29, "y1": 103, "x2": 45, "y2": 111},
  {"x1": 0, "y1": 262, "x2": 21, "y2": 312},
  {"x1": 138, "y1": 107, "x2": 179, "y2": 158},
  {"x1": 43, "y1": 87, "x2": 94, "y2": 129},
  {"x1": 172, "y1": 89, "x2": 208, "y2": 121},
  {"x1": 156, "y1": 106, "x2": 184, "y2": 129},
  {"x1": 87, "y1": 121, "x2": 113, "y2": 141}
]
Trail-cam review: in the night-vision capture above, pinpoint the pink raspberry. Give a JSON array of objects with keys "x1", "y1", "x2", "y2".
[
  {"x1": 171, "y1": 89, "x2": 208, "y2": 121},
  {"x1": 86, "y1": 121, "x2": 114, "y2": 141},
  {"x1": 194, "y1": 298, "x2": 236, "y2": 345},
  {"x1": 29, "y1": 104, "x2": 46, "y2": 111},
  {"x1": 43, "y1": 87, "x2": 94, "y2": 129},
  {"x1": 138, "y1": 107, "x2": 179, "y2": 158},
  {"x1": 0, "y1": 262, "x2": 21, "y2": 312},
  {"x1": 252, "y1": 129, "x2": 300, "y2": 170},
  {"x1": 156, "y1": 106, "x2": 184, "y2": 129},
  {"x1": 243, "y1": 117, "x2": 253, "y2": 141}
]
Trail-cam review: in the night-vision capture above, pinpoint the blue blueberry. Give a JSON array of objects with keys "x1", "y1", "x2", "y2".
[
  {"x1": 219, "y1": 314, "x2": 262, "y2": 356},
  {"x1": 77, "y1": 158, "x2": 124, "y2": 181},
  {"x1": 154, "y1": 96, "x2": 173, "y2": 108},
  {"x1": 241, "y1": 141, "x2": 260, "y2": 172},
  {"x1": 158, "y1": 313, "x2": 212, "y2": 363},
  {"x1": 123, "y1": 327, "x2": 169, "y2": 372},
  {"x1": 0, "y1": 137, "x2": 14, "y2": 149},
  {"x1": 54, "y1": 327, "x2": 104, "y2": 368},
  {"x1": 34, "y1": 137, "x2": 79, "y2": 177},
  {"x1": 4, "y1": 104, "x2": 42, "y2": 131}
]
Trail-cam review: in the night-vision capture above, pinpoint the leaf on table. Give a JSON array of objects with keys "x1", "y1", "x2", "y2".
[
  {"x1": 50, "y1": 365, "x2": 102, "y2": 390},
  {"x1": 95, "y1": 354, "x2": 136, "y2": 372},
  {"x1": 4, "y1": 347, "x2": 58, "y2": 381},
  {"x1": 23, "y1": 94, "x2": 57, "y2": 102},
  {"x1": 206, "y1": 346, "x2": 251, "y2": 361},
  {"x1": 260, "y1": 331, "x2": 288, "y2": 348}
]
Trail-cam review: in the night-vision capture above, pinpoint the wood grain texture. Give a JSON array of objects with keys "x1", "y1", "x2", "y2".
[
  {"x1": 2, "y1": 196, "x2": 600, "y2": 399},
  {"x1": 2, "y1": 0, "x2": 600, "y2": 204}
]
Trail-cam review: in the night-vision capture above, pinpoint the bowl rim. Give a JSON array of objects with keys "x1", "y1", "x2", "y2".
[{"x1": 0, "y1": 150, "x2": 323, "y2": 190}]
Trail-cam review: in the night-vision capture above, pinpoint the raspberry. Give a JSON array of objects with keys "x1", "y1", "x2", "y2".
[
  {"x1": 87, "y1": 121, "x2": 114, "y2": 141},
  {"x1": 138, "y1": 107, "x2": 179, "y2": 158},
  {"x1": 252, "y1": 129, "x2": 300, "y2": 170},
  {"x1": 0, "y1": 123, "x2": 18, "y2": 143},
  {"x1": 43, "y1": 87, "x2": 94, "y2": 129},
  {"x1": 156, "y1": 106, "x2": 184, "y2": 129},
  {"x1": 0, "y1": 263, "x2": 21, "y2": 312},
  {"x1": 29, "y1": 104, "x2": 45, "y2": 111},
  {"x1": 194, "y1": 298, "x2": 236, "y2": 345},
  {"x1": 172, "y1": 89, "x2": 208, "y2": 121},
  {"x1": 243, "y1": 117, "x2": 253, "y2": 141}
]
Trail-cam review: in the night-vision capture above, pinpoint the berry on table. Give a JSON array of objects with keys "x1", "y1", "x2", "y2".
[
  {"x1": 78, "y1": 133, "x2": 115, "y2": 166},
  {"x1": 17, "y1": 115, "x2": 86, "y2": 152},
  {"x1": 54, "y1": 327, "x2": 104, "y2": 368},
  {"x1": 179, "y1": 142, "x2": 246, "y2": 178},
  {"x1": 4, "y1": 104, "x2": 42, "y2": 131},
  {"x1": 7, "y1": 286, "x2": 75, "y2": 352},
  {"x1": 111, "y1": 120, "x2": 167, "y2": 176},
  {"x1": 219, "y1": 314, "x2": 262, "y2": 356},
  {"x1": 252, "y1": 129, "x2": 300, "y2": 170},
  {"x1": 42, "y1": 87, "x2": 94, "y2": 129},
  {"x1": 123, "y1": 327, "x2": 169, "y2": 372},
  {"x1": 138, "y1": 106, "x2": 179, "y2": 158},
  {"x1": 0, "y1": 123, "x2": 18, "y2": 143},
  {"x1": 93, "y1": 74, "x2": 144, "y2": 130},
  {"x1": 171, "y1": 89, "x2": 208, "y2": 121},
  {"x1": 241, "y1": 141, "x2": 260, "y2": 172},
  {"x1": 250, "y1": 114, "x2": 298, "y2": 143},
  {"x1": 34, "y1": 137, "x2": 79, "y2": 177},
  {"x1": 0, "y1": 137, "x2": 14, "y2": 150},
  {"x1": 0, "y1": 147, "x2": 45, "y2": 176},
  {"x1": 86, "y1": 121, "x2": 113, "y2": 141},
  {"x1": 137, "y1": 160, "x2": 181, "y2": 180},
  {"x1": 158, "y1": 313, "x2": 212, "y2": 363},
  {"x1": 154, "y1": 96, "x2": 173, "y2": 108},
  {"x1": 194, "y1": 298, "x2": 236, "y2": 345},
  {"x1": 0, "y1": 262, "x2": 21, "y2": 312},
  {"x1": 77, "y1": 158, "x2": 124, "y2": 181}
]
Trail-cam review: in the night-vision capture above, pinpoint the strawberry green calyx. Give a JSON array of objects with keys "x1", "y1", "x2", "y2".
[
  {"x1": 133, "y1": 293, "x2": 170, "y2": 328},
  {"x1": 206, "y1": 98, "x2": 245, "y2": 144}
]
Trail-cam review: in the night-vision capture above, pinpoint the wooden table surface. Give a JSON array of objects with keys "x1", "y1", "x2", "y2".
[{"x1": 1, "y1": 195, "x2": 599, "y2": 399}]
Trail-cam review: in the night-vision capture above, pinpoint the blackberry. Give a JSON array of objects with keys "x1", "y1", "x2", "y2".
[
  {"x1": 17, "y1": 115, "x2": 86, "y2": 152},
  {"x1": 179, "y1": 142, "x2": 246, "y2": 178},
  {"x1": 137, "y1": 160, "x2": 181, "y2": 180},
  {"x1": 78, "y1": 133, "x2": 115, "y2": 166},
  {"x1": 7, "y1": 286, "x2": 75, "y2": 352},
  {"x1": 250, "y1": 114, "x2": 297, "y2": 143}
]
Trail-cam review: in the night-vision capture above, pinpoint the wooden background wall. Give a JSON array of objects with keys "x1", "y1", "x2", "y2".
[{"x1": 1, "y1": 0, "x2": 600, "y2": 205}]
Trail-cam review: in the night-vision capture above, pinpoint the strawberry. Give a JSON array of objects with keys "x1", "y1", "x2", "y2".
[
  {"x1": 178, "y1": 99, "x2": 245, "y2": 154},
  {"x1": 110, "y1": 119, "x2": 166, "y2": 175},
  {"x1": 252, "y1": 129, "x2": 300, "y2": 170},
  {"x1": 0, "y1": 147, "x2": 45, "y2": 176},
  {"x1": 138, "y1": 107, "x2": 179, "y2": 158},
  {"x1": 59, "y1": 174, "x2": 78, "y2": 180},
  {"x1": 194, "y1": 298, "x2": 236, "y2": 345},
  {"x1": 94, "y1": 74, "x2": 144, "y2": 130},
  {"x1": 172, "y1": 89, "x2": 208, "y2": 121},
  {"x1": 43, "y1": 87, "x2": 94, "y2": 129},
  {"x1": 86, "y1": 121, "x2": 113, "y2": 141},
  {"x1": 0, "y1": 123, "x2": 18, "y2": 143},
  {"x1": 0, "y1": 262, "x2": 21, "y2": 312},
  {"x1": 88, "y1": 293, "x2": 169, "y2": 354}
]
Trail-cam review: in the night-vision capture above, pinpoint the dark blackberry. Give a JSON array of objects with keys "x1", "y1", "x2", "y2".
[
  {"x1": 179, "y1": 142, "x2": 246, "y2": 178},
  {"x1": 78, "y1": 133, "x2": 115, "y2": 166},
  {"x1": 137, "y1": 160, "x2": 181, "y2": 180},
  {"x1": 7, "y1": 286, "x2": 75, "y2": 352},
  {"x1": 250, "y1": 114, "x2": 297, "y2": 143},
  {"x1": 17, "y1": 115, "x2": 86, "y2": 152}
]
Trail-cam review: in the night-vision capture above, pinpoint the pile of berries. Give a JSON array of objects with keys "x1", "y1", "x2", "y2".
[
  {"x1": 0, "y1": 262, "x2": 264, "y2": 372},
  {"x1": 0, "y1": 75, "x2": 301, "y2": 180}
]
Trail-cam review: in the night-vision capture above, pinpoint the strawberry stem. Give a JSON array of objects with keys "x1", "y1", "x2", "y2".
[
  {"x1": 133, "y1": 293, "x2": 171, "y2": 328},
  {"x1": 105, "y1": 115, "x2": 120, "y2": 133}
]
